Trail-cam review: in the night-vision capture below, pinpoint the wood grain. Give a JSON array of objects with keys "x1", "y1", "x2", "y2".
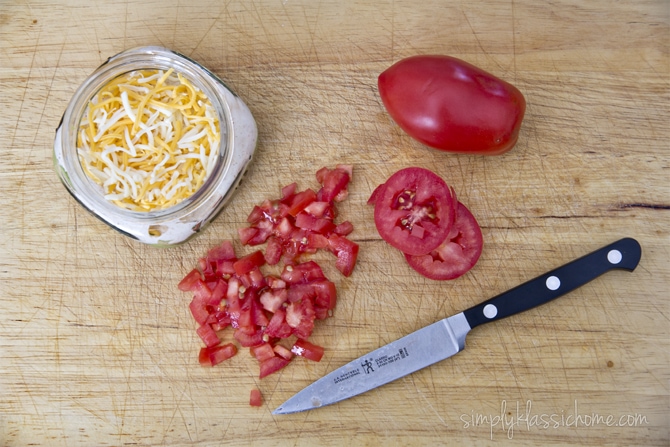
[{"x1": 1, "y1": 0, "x2": 668, "y2": 445}]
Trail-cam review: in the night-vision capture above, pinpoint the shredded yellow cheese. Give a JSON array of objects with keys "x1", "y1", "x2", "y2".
[{"x1": 77, "y1": 69, "x2": 221, "y2": 212}]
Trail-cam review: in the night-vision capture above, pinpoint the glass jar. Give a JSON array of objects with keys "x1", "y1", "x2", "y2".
[{"x1": 53, "y1": 46, "x2": 257, "y2": 246}]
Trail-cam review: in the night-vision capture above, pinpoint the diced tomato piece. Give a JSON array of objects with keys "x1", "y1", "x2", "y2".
[
  {"x1": 226, "y1": 277, "x2": 241, "y2": 320},
  {"x1": 234, "y1": 328, "x2": 264, "y2": 347},
  {"x1": 238, "y1": 227, "x2": 260, "y2": 245},
  {"x1": 273, "y1": 344, "x2": 294, "y2": 360},
  {"x1": 313, "y1": 280, "x2": 337, "y2": 310},
  {"x1": 281, "y1": 182, "x2": 297, "y2": 198},
  {"x1": 250, "y1": 343, "x2": 276, "y2": 362},
  {"x1": 303, "y1": 201, "x2": 335, "y2": 219},
  {"x1": 295, "y1": 212, "x2": 337, "y2": 234},
  {"x1": 327, "y1": 234, "x2": 359, "y2": 277},
  {"x1": 265, "y1": 236, "x2": 283, "y2": 265},
  {"x1": 281, "y1": 261, "x2": 326, "y2": 284},
  {"x1": 247, "y1": 267, "x2": 266, "y2": 289},
  {"x1": 208, "y1": 310, "x2": 231, "y2": 330},
  {"x1": 178, "y1": 268, "x2": 203, "y2": 291},
  {"x1": 335, "y1": 164, "x2": 353, "y2": 177},
  {"x1": 196, "y1": 324, "x2": 221, "y2": 348},
  {"x1": 247, "y1": 205, "x2": 265, "y2": 224},
  {"x1": 250, "y1": 389, "x2": 263, "y2": 407},
  {"x1": 314, "y1": 306, "x2": 329, "y2": 320},
  {"x1": 284, "y1": 189, "x2": 317, "y2": 217},
  {"x1": 250, "y1": 298, "x2": 270, "y2": 327},
  {"x1": 259, "y1": 289, "x2": 288, "y2": 313},
  {"x1": 286, "y1": 280, "x2": 335, "y2": 307},
  {"x1": 259, "y1": 356, "x2": 290, "y2": 378},
  {"x1": 199, "y1": 258, "x2": 216, "y2": 281},
  {"x1": 285, "y1": 281, "x2": 335, "y2": 322},
  {"x1": 306, "y1": 233, "x2": 329, "y2": 249},
  {"x1": 245, "y1": 220, "x2": 275, "y2": 246},
  {"x1": 291, "y1": 339, "x2": 325, "y2": 362},
  {"x1": 199, "y1": 343, "x2": 237, "y2": 366},
  {"x1": 315, "y1": 167, "x2": 329, "y2": 184},
  {"x1": 233, "y1": 250, "x2": 266, "y2": 275},
  {"x1": 207, "y1": 240, "x2": 236, "y2": 262},
  {"x1": 316, "y1": 166, "x2": 350, "y2": 202},
  {"x1": 334, "y1": 221, "x2": 354, "y2": 236},
  {"x1": 265, "y1": 308, "x2": 293, "y2": 338},
  {"x1": 191, "y1": 279, "x2": 212, "y2": 302},
  {"x1": 286, "y1": 299, "x2": 316, "y2": 339},
  {"x1": 236, "y1": 296, "x2": 254, "y2": 331},
  {"x1": 208, "y1": 279, "x2": 227, "y2": 305},
  {"x1": 216, "y1": 260, "x2": 236, "y2": 277},
  {"x1": 267, "y1": 276, "x2": 286, "y2": 289},
  {"x1": 189, "y1": 297, "x2": 210, "y2": 326}
]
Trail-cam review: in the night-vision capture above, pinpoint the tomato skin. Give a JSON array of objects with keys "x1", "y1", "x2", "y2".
[{"x1": 378, "y1": 55, "x2": 526, "y2": 155}]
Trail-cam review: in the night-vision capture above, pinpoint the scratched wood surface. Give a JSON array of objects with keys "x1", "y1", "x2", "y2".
[{"x1": 0, "y1": 0, "x2": 668, "y2": 445}]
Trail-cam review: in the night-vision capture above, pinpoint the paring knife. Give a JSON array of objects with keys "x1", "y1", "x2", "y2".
[{"x1": 273, "y1": 237, "x2": 641, "y2": 415}]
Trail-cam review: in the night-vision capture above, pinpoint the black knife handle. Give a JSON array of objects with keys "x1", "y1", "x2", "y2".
[{"x1": 463, "y1": 238, "x2": 642, "y2": 329}]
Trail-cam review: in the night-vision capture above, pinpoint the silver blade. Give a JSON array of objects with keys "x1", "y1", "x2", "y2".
[{"x1": 272, "y1": 312, "x2": 471, "y2": 414}]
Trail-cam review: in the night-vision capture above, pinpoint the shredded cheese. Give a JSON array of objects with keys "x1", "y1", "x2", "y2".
[{"x1": 77, "y1": 69, "x2": 221, "y2": 212}]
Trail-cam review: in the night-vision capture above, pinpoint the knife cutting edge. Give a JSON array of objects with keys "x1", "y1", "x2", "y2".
[{"x1": 272, "y1": 237, "x2": 642, "y2": 415}]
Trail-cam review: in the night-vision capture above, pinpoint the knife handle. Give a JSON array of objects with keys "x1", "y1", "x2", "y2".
[{"x1": 462, "y1": 238, "x2": 641, "y2": 329}]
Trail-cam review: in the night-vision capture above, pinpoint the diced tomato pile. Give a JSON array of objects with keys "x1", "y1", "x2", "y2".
[
  {"x1": 368, "y1": 167, "x2": 483, "y2": 280},
  {"x1": 239, "y1": 164, "x2": 358, "y2": 277},
  {"x1": 179, "y1": 165, "x2": 358, "y2": 391}
]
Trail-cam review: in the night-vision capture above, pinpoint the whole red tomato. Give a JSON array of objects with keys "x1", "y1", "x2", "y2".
[{"x1": 378, "y1": 55, "x2": 526, "y2": 155}]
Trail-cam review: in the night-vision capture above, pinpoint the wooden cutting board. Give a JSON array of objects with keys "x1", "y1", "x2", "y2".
[{"x1": 1, "y1": 1, "x2": 668, "y2": 445}]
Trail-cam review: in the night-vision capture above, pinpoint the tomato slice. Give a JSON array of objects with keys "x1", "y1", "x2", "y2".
[
  {"x1": 404, "y1": 202, "x2": 483, "y2": 280},
  {"x1": 372, "y1": 167, "x2": 455, "y2": 256}
]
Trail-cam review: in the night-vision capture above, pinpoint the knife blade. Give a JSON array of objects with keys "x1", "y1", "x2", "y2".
[{"x1": 273, "y1": 237, "x2": 641, "y2": 415}]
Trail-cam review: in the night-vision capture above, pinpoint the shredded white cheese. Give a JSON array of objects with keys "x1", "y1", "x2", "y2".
[{"x1": 77, "y1": 68, "x2": 221, "y2": 212}]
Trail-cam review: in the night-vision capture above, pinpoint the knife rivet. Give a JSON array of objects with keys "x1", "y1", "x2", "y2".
[
  {"x1": 483, "y1": 304, "x2": 498, "y2": 319},
  {"x1": 607, "y1": 249, "x2": 623, "y2": 264},
  {"x1": 546, "y1": 276, "x2": 561, "y2": 291}
]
